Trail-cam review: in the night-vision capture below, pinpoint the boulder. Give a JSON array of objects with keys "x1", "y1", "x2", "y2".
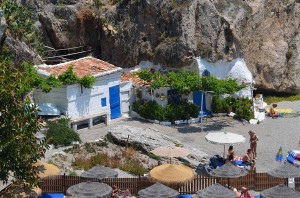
[{"x1": 108, "y1": 125, "x2": 208, "y2": 167}]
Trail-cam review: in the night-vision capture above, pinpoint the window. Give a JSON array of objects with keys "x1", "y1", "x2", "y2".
[{"x1": 101, "y1": 98, "x2": 107, "y2": 107}]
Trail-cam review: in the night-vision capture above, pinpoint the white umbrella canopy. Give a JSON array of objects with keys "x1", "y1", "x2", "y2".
[{"x1": 205, "y1": 132, "x2": 245, "y2": 157}]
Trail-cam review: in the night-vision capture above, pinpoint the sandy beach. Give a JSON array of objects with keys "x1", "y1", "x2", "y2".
[{"x1": 77, "y1": 100, "x2": 300, "y2": 173}]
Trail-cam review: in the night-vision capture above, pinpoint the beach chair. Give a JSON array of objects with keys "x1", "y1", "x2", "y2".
[{"x1": 178, "y1": 194, "x2": 193, "y2": 198}]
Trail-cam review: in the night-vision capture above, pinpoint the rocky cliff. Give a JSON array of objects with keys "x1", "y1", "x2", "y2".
[{"x1": 2, "y1": 0, "x2": 300, "y2": 93}]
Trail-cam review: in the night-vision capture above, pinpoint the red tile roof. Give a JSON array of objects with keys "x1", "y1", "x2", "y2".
[
  {"x1": 121, "y1": 72, "x2": 150, "y2": 86},
  {"x1": 37, "y1": 56, "x2": 122, "y2": 78}
]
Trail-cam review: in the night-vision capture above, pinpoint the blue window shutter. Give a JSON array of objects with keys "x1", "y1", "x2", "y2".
[{"x1": 101, "y1": 98, "x2": 107, "y2": 107}]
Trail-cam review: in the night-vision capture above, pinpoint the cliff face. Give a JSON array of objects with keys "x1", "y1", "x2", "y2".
[{"x1": 3, "y1": 0, "x2": 300, "y2": 93}]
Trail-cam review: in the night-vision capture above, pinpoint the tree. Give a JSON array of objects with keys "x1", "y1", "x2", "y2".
[{"x1": 0, "y1": 57, "x2": 48, "y2": 187}]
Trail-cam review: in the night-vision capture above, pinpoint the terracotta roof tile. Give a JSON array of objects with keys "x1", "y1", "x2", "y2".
[
  {"x1": 121, "y1": 72, "x2": 150, "y2": 86},
  {"x1": 37, "y1": 56, "x2": 122, "y2": 78}
]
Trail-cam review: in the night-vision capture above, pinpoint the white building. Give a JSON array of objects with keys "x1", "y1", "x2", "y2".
[{"x1": 33, "y1": 56, "x2": 126, "y2": 129}]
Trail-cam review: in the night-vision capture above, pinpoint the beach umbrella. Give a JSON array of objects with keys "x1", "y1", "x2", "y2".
[
  {"x1": 267, "y1": 161, "x2": 300, "y2": 178},
  {"x1": 81, "y1": 165, "x2": 118, "y2": 180},
  {"x1": 0, "y1": 184, "x2": 42, "y2": 197},
  {"x1": 151, "y1": 147, "x2": 189, "y2": 163},
  {"x1": 149, "y1": 164, "x2": 194, "y2": 184},
  {"x1": 196, "y1": 183, "x2": 236, "y2": 198},
  {"x1": 208, "y1": 163, "x2": 248, "y2": 188},
  {"x1": 275, "y1": 146, "x2": 284, "y2": 162},
  {"x1": 205, "y1": 132, "x2": 245, "y2": 157},
  {"x1": 66, "y1": 181, "x2": 112, "y2": 198},
  {"x1": 33, "y1": 161, "x2": 60, "y2": 179},
  {"x1": 138, "y1": 182, "x2": 179, "y2": 198},
  {"x1": 260, "y1": 184, "x2": 300, "y2": 198}
]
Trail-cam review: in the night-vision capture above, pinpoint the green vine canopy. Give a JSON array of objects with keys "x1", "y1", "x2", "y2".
[
  {"x1": 136, "y1": 69, "x2": 245, "y2": 95},
  {"x1": 26, "y1": 64, "x2": 97, "y2": 93}
]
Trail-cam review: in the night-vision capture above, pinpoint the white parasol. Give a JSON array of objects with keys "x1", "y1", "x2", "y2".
[{"x1": 205, "y1": 132, "x2": 245, "y2": 157}]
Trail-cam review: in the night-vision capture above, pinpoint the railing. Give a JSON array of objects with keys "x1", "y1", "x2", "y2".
[{"x1": 37, "y1": 170, "x2": 300, "y2": 196}]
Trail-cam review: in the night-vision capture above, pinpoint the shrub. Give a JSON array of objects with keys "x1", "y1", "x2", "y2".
[
  {"x1": 211, "y1": 96, "x2": 223, "y2": 113},
  {"x1": 286, "y1": 49, "x2": 293, "y2": 61},
  {"x1": 133, "y1": 100, "x2": 198, "y2": 121},
  {"x1": 46, "y1": 118, "x2": 81, "y2": 147},
  {"x1": 234, "y1": 98, "x2": 254, "y2": 121}
]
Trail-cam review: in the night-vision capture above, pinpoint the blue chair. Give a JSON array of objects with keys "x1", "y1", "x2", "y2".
[
  {"x1": 41, "y1": 193, "x2": 65, "y2": 198},
  {"x1": 178, "y1": 194, "x2": 193, "y2": 198}
]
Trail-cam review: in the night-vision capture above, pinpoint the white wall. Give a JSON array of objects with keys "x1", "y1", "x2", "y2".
[
  {"x1": 33, "y1": 87, "x2": 68, "y2": 114},
  {"x1": 67, "y1": 72, "x2": 121, "y2": 119},
  {"x1": 139, "y1": 87, "x2": 169, "y2": 108},
  {"x1": 187, "y1": 57, "x2": 254, "y2": 98}
]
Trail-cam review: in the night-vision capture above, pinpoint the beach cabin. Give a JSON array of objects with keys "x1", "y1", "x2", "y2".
[{"x1": 33, "y1": 56, "x2": 124, "y2": 129}]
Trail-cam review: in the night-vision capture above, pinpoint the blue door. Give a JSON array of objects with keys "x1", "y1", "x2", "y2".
[
  {"x1": 193, "y1": 91, "x2": 209, "y2": 116},
  {"x1": 109, "y1": 85, "x2": 121, "y2": 119}
]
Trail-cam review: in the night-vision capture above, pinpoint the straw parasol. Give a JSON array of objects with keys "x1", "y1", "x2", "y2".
[
  {"x1": 138, "y1": 182, "x2": 179, "y2": 198},
  {"x1": 81, "y1": 165, "x2": 118, "y2": 180},
  {"x1": 208, "y1": 163, "x2": 248, "y2": 188},
  {"x1": 149, "y1": 164, "x2": 194, "y2": 184},
  {"x1": 151, "y1": 146, "x2": 189, "y2": 163},
  {"x1": 66, "y1": 181, "x2": 112, "y2": 198},
  {"x1": 196, "y1": 183, "x2": 236, "y2": 198},
  {"x1": 267, "y1": 161, "x2": 300, "y2": 178},
  {"x1": 33, "y1": 161, "x2": 60, "y2": 179},
  {"x1": 0, "y1": 184, "x2": 42, "y2": 197},
  {"x1": 260, "y1": 184, "x2": 300, "y2": 198}
]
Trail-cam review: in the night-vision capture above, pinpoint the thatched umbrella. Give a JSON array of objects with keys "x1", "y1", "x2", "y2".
[
  {"x1": 196, "y1": 183, "x2": 236, "y2": 198},
  {"x1": 149, "y1": 164, "x2": 194, "y2": 184},
  {"x1": 138, "y1": 182, "x2": 179, "y2": 198},
  {"x1": 33, "y1": 161, "x2": 60, "y2": 179},
  {"x1": 260, "y1": 184, "x2": 300, "y2": 198},
  {"x1": 66, "y1": 181, "x2": 112, "y2": 198},
  {"x1": 0, "y1": 184, "x2": 42, "y2": 198},
  {"x1": 81, "y1": 165, "x2": 118, "y2": 180},
  {"x1": 267, "y1": 162, "x2": 300, "y2": 178},
  {"x1": 208, "y1": 163, "x2": 248, "y2": 187}
]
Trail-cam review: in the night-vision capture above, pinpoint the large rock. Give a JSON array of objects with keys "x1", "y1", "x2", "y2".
[
  {"x1": 5, "y1": 0, "x2": 300, "y2": 93},
  {"x1": 108, "y1": 125, "x2": 208, "y2": 167}
]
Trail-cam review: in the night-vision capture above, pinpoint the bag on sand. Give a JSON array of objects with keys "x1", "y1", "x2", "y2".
[{"x1": 209, "y1": 155, "x2": 225, "y2": 169}]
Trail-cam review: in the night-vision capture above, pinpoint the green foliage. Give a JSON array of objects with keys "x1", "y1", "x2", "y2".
[
  {"x1": 234, "y1": 98, "x2": 254, "y2": 121},
  {"x1": 137, "y1": 70, "x2": 243, "y2": 95},
  {"x1": 264, "y1": 94, "x2": 300, "y2": 104},
  {"x1": 46, "y1": 118, "x2": 81, "y2": 147},
  {"x1": 79, "y1": 75, "x2": 97, "y2": 89},
  {"x1": 211, "y1": 96, "x2": 224, "y2": 113},
  {"x1": 58, "y1": 66, "x2": 79, "y2": 85},
  {"x1": 93, "y1": 0, "x2": 105, "y2": 8},
  {"x1": 2, "y1": 0, "x2": 44, "y2": 53},
  {"x1": 201, "y1": 76, "x2": 245, "y2": 95},
  {"x1": 132, "y1": 100, "x2": 198, "y2": 121},
  {"x1": 286, "y1": 48, "x2": 293, "y2": 61},
  {"x1": 68, "y1": 171, "x2": 77, "y2": 176},
  {"x1": 0, "y1": 57, "x2": 48, "y2": 187}
]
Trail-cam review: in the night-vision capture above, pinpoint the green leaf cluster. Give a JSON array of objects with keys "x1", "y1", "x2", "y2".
[
  {"x1": 2, "y1": 0, "x2": 44, "y2": 54},
  {"x1": 136, "y1": 69, "x2": 244, "y2": 95},
  {"x1": 132, "y1": 100, "x2": 198, "y2": 121},
  {"x1": 201, "y1": 76, "x2": 245, "y2": 95},
  {"x1": 0, "y1": 57, "x2": 48, "y2": 187},
  {"x1": 46, "y1": 118, "x2": 81, "y2": 147}
]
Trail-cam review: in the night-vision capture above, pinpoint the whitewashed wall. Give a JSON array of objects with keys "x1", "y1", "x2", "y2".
[
  {"x1": 140, "y1": 87, "x2": 169, "y2": 108},
  {"x1": 33, "y1": 87, "x2": 68, "y2": 113},
  {"x1": 120, "y1": 81, "x2": 133, "y2": 113},
  {"x1": 67, "y1": 72, "x2": 121, "y2": 119}
]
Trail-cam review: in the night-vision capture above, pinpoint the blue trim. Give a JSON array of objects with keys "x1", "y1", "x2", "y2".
[{"x1": 101, "y1": 97, "x2": 107, "y2": 107}]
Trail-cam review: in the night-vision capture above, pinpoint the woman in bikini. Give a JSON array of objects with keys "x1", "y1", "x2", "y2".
[{"x1": 248, "y1": 130, "x2": 258, "y2": 159}]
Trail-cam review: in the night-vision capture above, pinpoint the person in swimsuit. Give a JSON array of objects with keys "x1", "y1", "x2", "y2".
[
  {"x1": 248, "y1": 130, "x2": 258, "y2": 159},
  {"x1": 242, "y1": 149, "x2": 255, "y2": 172},
  {"x1": 269, "y1": 103, "x2": 279, "y2": 118}
]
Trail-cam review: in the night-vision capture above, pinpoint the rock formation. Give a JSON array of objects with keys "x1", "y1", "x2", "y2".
[
  {"x1": 108, "y1": 125, "x2": 208, "y2": 167},
  {"x1": 2, "y1": 0, "x2": 300, "y2": 93}
]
